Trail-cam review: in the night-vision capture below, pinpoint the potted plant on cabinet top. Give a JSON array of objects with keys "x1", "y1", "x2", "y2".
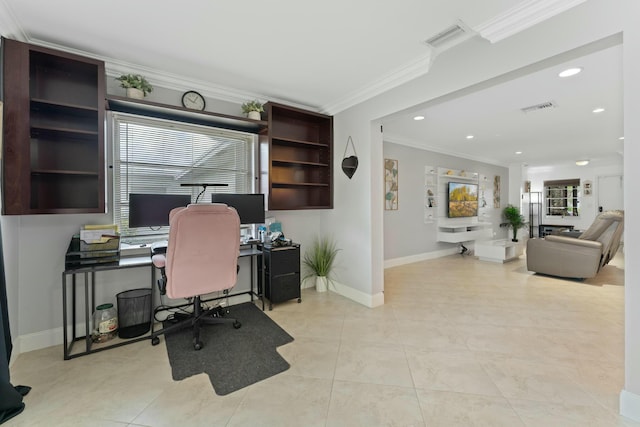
[
  {"x1": 302, "y1": 236, "x2": 339, "y2": 292},
  {"x1": 115, "y1": 74, "x2": 153, "y2": 99},
  {"x1": 500, "y1": 204, "x2": 528, "y2": 242},
  {"x1": 241, "y1": 100, "x2": 264, "y2": 120}
]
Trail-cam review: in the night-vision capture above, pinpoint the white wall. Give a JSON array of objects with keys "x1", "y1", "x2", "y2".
[
  {"x1": 525, "y1": 163, "x2": 623, "y2": 231},
  {"x1": 622, "y1": 0, "x2": 640, "y2": 419},
  {"x1": 382, "y1": 141, "x2": 508, "y2": 262}
]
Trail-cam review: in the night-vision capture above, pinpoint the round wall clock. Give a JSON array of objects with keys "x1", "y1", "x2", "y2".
[{"x1": 181, "y1": 91, "x2": 206, "y2": 111}]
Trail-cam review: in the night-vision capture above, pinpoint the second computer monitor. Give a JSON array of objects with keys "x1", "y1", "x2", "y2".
[{"x1": 211, "y1": 193, "x2": 265, "y2": 225}]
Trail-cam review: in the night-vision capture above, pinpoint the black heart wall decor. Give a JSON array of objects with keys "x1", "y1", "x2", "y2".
[
  {"x1": 342, "y1": 155, "x2": 358, "y2": 179},
  {"x1": 341, "y1": 136, "x2": 358, "y2": 179}
]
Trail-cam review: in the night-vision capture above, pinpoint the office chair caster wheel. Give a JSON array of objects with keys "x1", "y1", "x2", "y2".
[
  {"x1": 151, "y1": 336, "x2": 160, "y2": 346},
  {"x1": 193, "y1": 340, "x2": 203, "y2": 351},
  {"x1": 233, "y1": 321, "x2": 242, "y2": 329}
]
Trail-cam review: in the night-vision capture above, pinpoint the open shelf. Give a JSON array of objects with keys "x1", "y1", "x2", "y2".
[
  {"x1": 106, "y1": 96, "x2": 267, "y2": 134},
  {"x1": 260, "y1": 102, "x2": 333, "y2": 210},
  {"x1": 2, "y1": 37, "x2": 105, "y2": 214}
]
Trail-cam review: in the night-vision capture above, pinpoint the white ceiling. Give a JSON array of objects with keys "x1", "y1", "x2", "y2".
[
  {"x1": 1, "y1": 0, "x2": 620, "y2": 169},
  {"x1": 383, "y1": 42, "x2": 624, "y2": 169}
]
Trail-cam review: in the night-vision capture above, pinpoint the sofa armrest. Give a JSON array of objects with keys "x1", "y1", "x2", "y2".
[{"x1": 543, "y1": 235, "x2": 602, "y2": 249}]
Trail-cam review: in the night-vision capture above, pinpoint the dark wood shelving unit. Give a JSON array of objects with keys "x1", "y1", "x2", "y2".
[
  {"x1": 260, "y1": 102, "x2": 333, "y2": 210},
  {"x1": 1, "y1": 37, "x2": 105, "y2": 215},
  {"x1": 106, "y1": 95, "x2": 267, "y2": 134}
]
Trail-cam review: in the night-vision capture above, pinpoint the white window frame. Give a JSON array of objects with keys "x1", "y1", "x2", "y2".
[
  {"x1": 110, "y1": 112, "x2": 258, "y2": 240},
  {"x1": 544, "y1": 179, "x2": 580, "y2": 217}
]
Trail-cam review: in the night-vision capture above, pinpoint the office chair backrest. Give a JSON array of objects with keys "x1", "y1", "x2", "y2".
[{"x1": 164, "y1": 203, "x2": 240, "y2": 299}]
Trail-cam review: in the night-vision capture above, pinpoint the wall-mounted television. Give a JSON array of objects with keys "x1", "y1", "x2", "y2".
[
  {"x1": 211, "y1": 193, "x2": 265, "y2": 225},
  {"x1": 447, "y1": 182, "x2": 479, "y2": 218}
]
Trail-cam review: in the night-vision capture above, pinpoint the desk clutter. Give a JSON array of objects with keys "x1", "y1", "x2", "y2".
[{"x1": 65, "y1": 224, "x2": 120, "y2": 269}]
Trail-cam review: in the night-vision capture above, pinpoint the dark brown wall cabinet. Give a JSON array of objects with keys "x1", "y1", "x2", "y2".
[
  {"x1": 260, "y1": 102, "x2": 333, "y2": 210},
  {"x1": 1, "y1": 38, "x2": 105, "y2": 215}
]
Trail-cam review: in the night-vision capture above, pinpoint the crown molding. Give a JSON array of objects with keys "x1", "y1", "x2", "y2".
[
  {"x1": 321, "y1": 51, "x2": 434, "y2": 115},
  {"x1": 25, "y1": 37, "x2": 317, "y2": 112},
  {"x1": 0, "y1": 0, "x2": 27, "y2": 41},
  {"x1": 474, "y1": 0, "x2": 587, "y2": 44},
  {"x1": 384, "y1": 133, "x2": 506, "y2": 167}
]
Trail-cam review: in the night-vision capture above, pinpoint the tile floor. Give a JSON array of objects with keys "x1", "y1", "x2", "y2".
[{"x1": 7, "y1": 251, "x2": 639, "y2": 426}]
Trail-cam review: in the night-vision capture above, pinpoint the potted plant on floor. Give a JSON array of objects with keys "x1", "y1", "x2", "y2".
[
  {"x1": 115, "y1": 74, "x2": 153, "y2": 99},
  {"x1": 302, "y1": 236, "x2": 339, "y2": 292},
  {"x1": 241, "y1": 100, "x2": 264, "y2": 120},
  {"x1": 500, "y1": 204, "x2": 528, "y2": 242}
]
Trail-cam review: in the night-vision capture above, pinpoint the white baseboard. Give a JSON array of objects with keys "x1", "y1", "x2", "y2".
[
  {"x1": 621, "y1": 389, "x2": 640, "y2": 421},
  {"x1": 301, "y1": 277, "x2": 383, "y2": 307},
  {"x1": 16, "y1": 326, "x2": 64, "y2": 355},
  {"x1": 384, "y1": 248, "x2": 459, "y2": 269},
  {"x1": 9, "y1": 336, "x2": 21, "y2": 367},
  {"x1": 327, "y1": 280, "x2": 384, "y2": 308}
]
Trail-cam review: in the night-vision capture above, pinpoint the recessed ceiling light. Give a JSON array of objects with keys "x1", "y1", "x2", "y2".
[
  {"x1": 515, "y1": 151, "x2": 522, "y2": 155},
  {"x1": 466, "y1": 135, "x2": 474, "y2": 139},
  {"x1": 592, "y1": 108, "x2": 605, "y2": 113},
  {"x1": 619, "y1": 136, "x2": 625, "y2": 140},
  {"x1": 576, "y1": 160, "x2": 589, "y2": 166},
  {"x1": 413, "y1": 115, "x2": 425, "y2": 121},
  {"x1": 558, "y1": 67, "x2": 582, "y2": 78}
]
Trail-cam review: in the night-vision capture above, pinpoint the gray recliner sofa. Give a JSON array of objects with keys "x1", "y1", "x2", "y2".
[{"x1": 526, "y1": 210, "x2": 624, "y2": 279}]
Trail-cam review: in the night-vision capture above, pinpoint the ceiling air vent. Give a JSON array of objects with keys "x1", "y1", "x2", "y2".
[
  {"x1": 521, "y1": 100, "x2": 557, "y2": 113},
  {"x1": 424, "y1": 21, "x2": 471, "y2": 49}
]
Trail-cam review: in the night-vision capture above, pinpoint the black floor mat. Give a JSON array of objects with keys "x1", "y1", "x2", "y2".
[{"x1": 163, "y1": 302, "x2": 294, "y2": 396}]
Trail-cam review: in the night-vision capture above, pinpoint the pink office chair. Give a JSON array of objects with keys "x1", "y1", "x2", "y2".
[{"x1": 150, "y1": 203, "x2": 241, "y2": 350}]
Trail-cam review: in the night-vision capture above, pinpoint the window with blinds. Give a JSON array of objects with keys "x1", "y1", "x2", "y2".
[
  {"x1": 544, "y1": 178, "x2": 580, "y2": 217},
  {"x1": 112, "y1": 113, "x2": 257, "y2": 238}
]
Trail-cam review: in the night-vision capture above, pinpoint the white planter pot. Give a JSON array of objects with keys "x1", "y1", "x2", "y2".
[
  {"x1": 126, "y1": 88, "x2": 144, "y2": 99},
  {"x1": 315, "y1": 276, "x2": 328, "y2": 292},
  {"x1": 247, "y1": 110, "x2": 261, "y2": 120}
]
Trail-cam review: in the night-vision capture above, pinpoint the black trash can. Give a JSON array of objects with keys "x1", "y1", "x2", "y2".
[{"x1": 116, "y1": 288, "x2": 152, "y2": 338}]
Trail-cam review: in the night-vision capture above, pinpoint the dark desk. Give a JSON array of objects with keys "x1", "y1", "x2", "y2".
[
  {"x1": 539, "y1": 224, "x2": 575, "y2": 237},
  {"x1": 62, "y1": 256, "x2": 155, "y2": 360},
  {"x1": 62, "y1": 244, "x2": 264, "y2": 360}
]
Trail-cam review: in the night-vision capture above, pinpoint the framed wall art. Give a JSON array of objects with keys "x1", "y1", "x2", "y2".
[{"x1": 384, "y1": 158, "x2": 398, "y2": 210}]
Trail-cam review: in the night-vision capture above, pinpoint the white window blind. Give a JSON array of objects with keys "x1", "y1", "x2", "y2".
[{"x1": 112, "y1": 113, "x2": 256, "y2": 238}]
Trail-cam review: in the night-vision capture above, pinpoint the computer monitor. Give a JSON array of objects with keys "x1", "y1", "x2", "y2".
[
  {"x1": 211, "y1": 193, "x2": 265, "y2": 225},
  {"x1": 128, "y1": 193, "x2": 191, "y2": 228}
]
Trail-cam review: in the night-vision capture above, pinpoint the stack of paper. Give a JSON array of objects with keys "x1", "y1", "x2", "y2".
[{"x1": 80, "y1": 224, "x2": 119, "y2": 244}]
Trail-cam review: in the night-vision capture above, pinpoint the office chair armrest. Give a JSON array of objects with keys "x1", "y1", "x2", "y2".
[{"x1": 152, "y1": 254, "x2": 166, "y2": 268}]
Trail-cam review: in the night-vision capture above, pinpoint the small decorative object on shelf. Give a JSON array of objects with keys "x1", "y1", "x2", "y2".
[
  {"x1": 116, "y1": 73, "x2": 153, "y2": 99},
  {"x1": 241, "y1": 100, "x2": 264, "y2": 120}
]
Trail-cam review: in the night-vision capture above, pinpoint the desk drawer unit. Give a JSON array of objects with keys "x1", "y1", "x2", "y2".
[{"x1": 261, "y1": 244, "x2": 301, "y2": 310}]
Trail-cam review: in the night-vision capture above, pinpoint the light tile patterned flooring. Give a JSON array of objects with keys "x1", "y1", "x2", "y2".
[{"x1": 8, "y1": 251, "x2": 640, "y2": 426}]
